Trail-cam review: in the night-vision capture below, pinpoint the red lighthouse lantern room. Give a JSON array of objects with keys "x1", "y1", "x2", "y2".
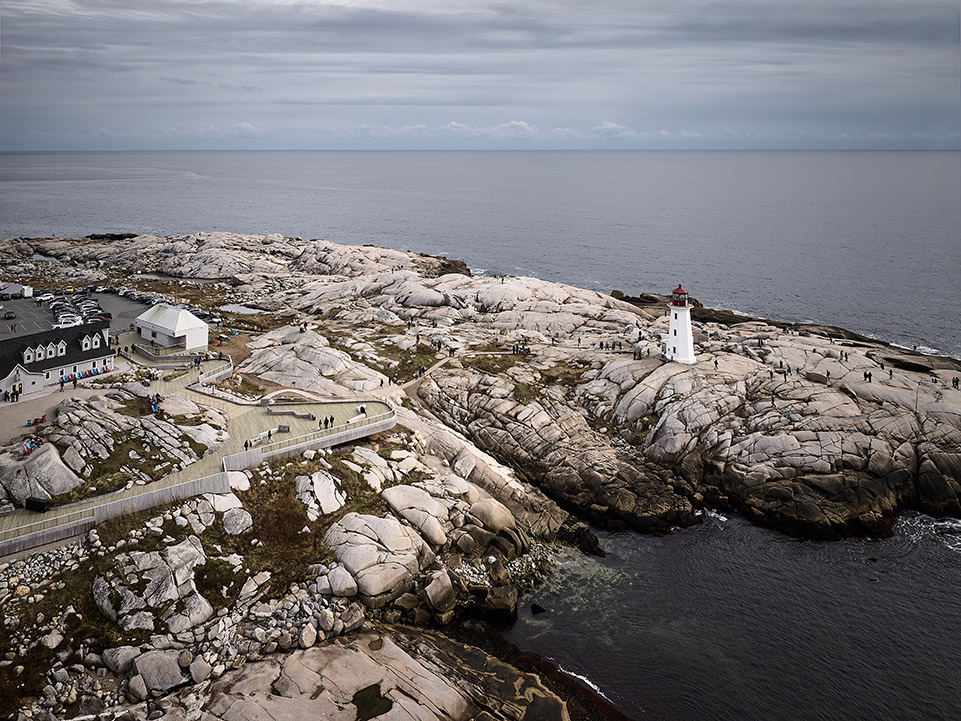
[{"x1": 671, "y1": 285, "x2": 689, "y2": 307}]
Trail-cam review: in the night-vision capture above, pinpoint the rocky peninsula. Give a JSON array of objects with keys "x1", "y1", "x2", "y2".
[{"x1": 0, "y1": 231, "x2": 959, "y2": 720}]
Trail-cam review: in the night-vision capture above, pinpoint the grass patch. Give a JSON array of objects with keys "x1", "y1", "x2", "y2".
[
  {"x1": 194, "y1": 558, "x2": 242, "y2": 612},
  {"x1": 359, "y1": 340, "x2": 441, "y2": 384},
  {"x1": 513, "y1": 382, "x2": 540, "y2": 405},
  {"x1": 114, "y1": 396, "x2": 152, "y2": 417},
  {"x1": 181, "y1": 433, "x2": 209, "y2": 458},
  {"x1": 49, "y1": 471, "x2": 130, "y2": 506},
  {"x1": 163, "y1": 370, "x2": 189, "y2": 381},
  {"x1": 169, "y1": 413, "x2": 212, "y2": 427},
  {"x1": 462, "y1": 353, "x2": 519, "y2": 375},
  {"x1": 539, "y1": 363, "x2": 586, "y2": 387}
]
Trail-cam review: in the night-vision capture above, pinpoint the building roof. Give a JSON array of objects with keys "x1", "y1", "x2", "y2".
[
  {"x1": 136, "y1": 304, "x2": 207, "y2": 335},
  {"x1": 0, "y1": 321, "x2": 114, "y2": 380},
  {"x1": 672, "y1": 285, "x2": 688, "y2": 295}
]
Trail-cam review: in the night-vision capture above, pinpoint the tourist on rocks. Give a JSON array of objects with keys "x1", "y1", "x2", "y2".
[
  {"x1": 889, "y1": 369, "x2": 893, "y2": 380},
  {"x1": 868, "y1": 372, "x2": 872, "y2": 383},
  {"x1": 714, "y1": 359, "x2": 719, "y2": 370}
]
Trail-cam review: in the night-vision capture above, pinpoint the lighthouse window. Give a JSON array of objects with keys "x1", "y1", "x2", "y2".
[
  {"x1": 674, "y1": 329, "x2": 677, "y2": 336},
  {"x1": 674, "y1": 313, "x2": 677, "y2": 320}
]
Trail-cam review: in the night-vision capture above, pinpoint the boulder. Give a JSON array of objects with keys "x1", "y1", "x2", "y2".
[
  {"x1": 127, "y1": 675, "x2": 148, "y2": 702},
  {"x1": 134, "y1": 650, "x2": 186, "y2": 693},
  {"x1": 189, "y1": 657, "x2": 212, "y2": 684},
  {"x1": 92, "y1": 576, "x2": 117, "y2": 622},
  {"x1": 0, "y1": 444, "x2": 83, "y2": 505},
  {"x1": 341, "y1": 602, "x2": 365, "y2": 633},
  {"x1": 323, "y1": 513, "x2": 434, "y2": 608},
  {"x1": 223, "y1": 508, "x2": 253, "y2": 535},
  {"x1": 382, "y1": 484, "x2": 449, "y2": 547},
  {"x1": 424, "y1": 571, "x2": 456, "y2": 615},
  {"x1": 327, "y1": 567, "x2": 358, "y2": 598},
  {"x1": 469, "y1": 498, "x2": 516, "y2": 534},
  {"x1": 103, "y1": 646, "x2": 140, "y2": 675},
  {"x1": 299, "y1": 624, "x2": 317, "y2": 649}
]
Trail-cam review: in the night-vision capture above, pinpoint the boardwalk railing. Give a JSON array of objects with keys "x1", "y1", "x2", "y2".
[
  {"x1": 0, "y1": 473, "x2": 232, "y2": 557},
  {"x1": 132, "y1": 343, "x2": 206, "y2": 364},
  {"x1": 0, "y1": 508, "x2": 94, "y2": 543},
  {"x1": 198, "y1": 357, "x2": 234, "y2": 385},
  {"x1": 222, "y1": 409, "x2": 396, "y2": 471}
]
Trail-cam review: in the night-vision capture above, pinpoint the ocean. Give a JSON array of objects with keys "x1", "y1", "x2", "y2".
[
  {"x1": 2, "y1": 150, "x2": 960, "y2": 719},
  {"x1": 1, "y1": 150, "x2": 959, "y2": 357}
]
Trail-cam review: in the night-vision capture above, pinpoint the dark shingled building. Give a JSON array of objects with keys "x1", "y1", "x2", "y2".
[{"x1": 0, "y1": 321, "x2": 115, "y2": 398}]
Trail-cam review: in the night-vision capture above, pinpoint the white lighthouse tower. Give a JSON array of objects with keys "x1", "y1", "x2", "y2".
[{"x1": 662, "y1": 284, "x2": 696, "y2": 364}]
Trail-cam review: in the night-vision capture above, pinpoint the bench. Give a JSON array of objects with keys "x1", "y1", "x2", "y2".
[{"x1": 266, "y1": 408, "x2": 316, "y2": 420}]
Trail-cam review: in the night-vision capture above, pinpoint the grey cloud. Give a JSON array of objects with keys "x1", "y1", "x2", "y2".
[{"x1": 1, "y1": 0, "x2": 957, "y2": 150}]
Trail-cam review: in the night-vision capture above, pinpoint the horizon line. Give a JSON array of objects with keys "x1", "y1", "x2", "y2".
[{"x1": 3, "y1": 147, "x2": 959, "y2": 154}]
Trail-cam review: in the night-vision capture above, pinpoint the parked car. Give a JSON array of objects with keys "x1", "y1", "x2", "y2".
[
  {"x1": 3, "y1": 311, "x2": 15, "y2": 320},
  {"x1": 0, "y1": 293, "x2": 10, "y2": 301},
  {"x1": 36, "y1": 292, "x2": 54, "y2": 302},
  {"x1": 53, "y1": 319, "x2": 82, "y2": 329}
]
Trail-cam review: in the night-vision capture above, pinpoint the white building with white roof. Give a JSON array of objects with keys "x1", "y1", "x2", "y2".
[{"x1": 135, "y1": 304, "x2": 208, "y2": 352}]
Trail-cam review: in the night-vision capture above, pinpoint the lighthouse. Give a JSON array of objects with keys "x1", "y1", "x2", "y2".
[{"x1": 662, "y1": 284, "x2": 696, "y2": 364}]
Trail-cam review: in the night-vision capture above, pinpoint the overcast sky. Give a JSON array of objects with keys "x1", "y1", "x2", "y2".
[{"x1": 2, "y1": 0, "x2": 958, "y2": 150}]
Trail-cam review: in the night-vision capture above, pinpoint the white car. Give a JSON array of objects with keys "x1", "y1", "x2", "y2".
[
  {"x1": 53, "y1": 319, "x2": 82, "y2": 329},
  {"x1": 36, "y1": 293, "x2": 54, "y2": 302}
]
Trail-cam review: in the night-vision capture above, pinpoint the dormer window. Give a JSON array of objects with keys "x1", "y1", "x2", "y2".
[
  {"x1": 23, "y1": 349, "x2": 34, "y2": 364},
  {"x1": 81, "y1": 336, "x2": 91, "y2": 351},
  {"x1": 47, "y1": 343, "x2": 56, "y2": 356},
  {"x1": 57, "y1": 341, "x2": 66, "y2": 357},
  {"x1": 92, "y1": 335, "x2": 101, "y2": 349}
]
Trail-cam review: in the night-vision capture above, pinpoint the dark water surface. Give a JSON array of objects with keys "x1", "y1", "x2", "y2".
[
  {"x1": 506, "y1": 512, "x2": 961, "y2": 721},
  {"x1": 1, "y1": 150, "x2": 959, "y2": 357}
]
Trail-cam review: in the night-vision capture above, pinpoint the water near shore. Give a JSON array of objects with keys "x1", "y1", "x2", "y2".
[
  {"x1": 1, "y1": 150, "x2": 959, "y2": 357},
  {"x1": 506, "y1": 513, "x2": 961, "y2": 721}
]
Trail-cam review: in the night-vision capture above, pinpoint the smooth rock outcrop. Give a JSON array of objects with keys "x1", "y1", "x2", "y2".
[{"x1": 323, "y1": 513, "x2": 434, "y2": 608}]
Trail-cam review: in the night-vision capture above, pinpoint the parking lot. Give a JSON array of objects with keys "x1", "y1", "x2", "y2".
[{"x1": 0, "y1": 289, "x2": 151, "y2": 340}]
